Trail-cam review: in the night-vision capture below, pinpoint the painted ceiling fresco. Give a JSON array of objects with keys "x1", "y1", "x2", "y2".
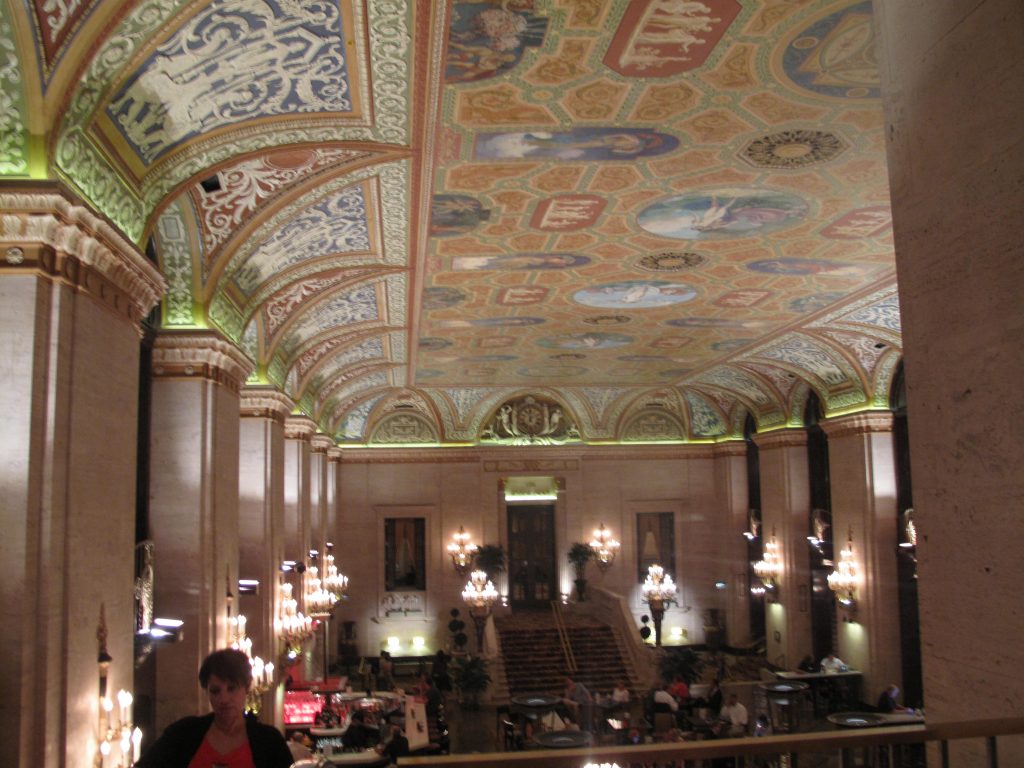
[{"x1": 3, "y1": 0, "x2": 902, "y2": 445}]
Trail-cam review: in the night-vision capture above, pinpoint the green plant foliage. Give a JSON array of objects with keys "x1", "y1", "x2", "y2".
[
  {"x1": 658, "y1": 646, "x2": 708, "y2": 685},
  {"x1": 567, "y1": 542, "x2": 594, "y2": 578},
  {"x1": 474, "y1": 544, "x2": 506, "y2": 579}
]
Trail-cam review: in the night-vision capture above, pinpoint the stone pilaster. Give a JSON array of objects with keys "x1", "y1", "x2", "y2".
[
  {"x1": 148, "y1": 331, "x2": 252, "y2": 731},
  {"x1": 751, "y1": 429, "x2": 812, "y2": 670},
  {"x1": 711, "y1": 442, "x2": 753, "y2": 647},
  {"x1": 238, "y1": 387, "x2": 293, "y2": 723},
  {"x1": 0, "y1": 189, "x2": 164, "y2": 768},
  {"x1": 820, "y1": 411, "x2": 900, "y2": 697}
]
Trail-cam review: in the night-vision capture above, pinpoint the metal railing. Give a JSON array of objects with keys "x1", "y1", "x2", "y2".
[
  {"x1": 550, "y1": 600, "x2": 577, "y2": 674},
  {"x1": 399, "y1": 717, "x2": 1024, "y2": 768}
]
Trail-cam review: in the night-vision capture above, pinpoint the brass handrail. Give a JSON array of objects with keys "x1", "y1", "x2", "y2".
[
  {"x1": 401, "y1": 717, "x2": 1024, "y2": 768},
  {"x1": 550, "y1": 600, "x2": 576, "y2": 674}
]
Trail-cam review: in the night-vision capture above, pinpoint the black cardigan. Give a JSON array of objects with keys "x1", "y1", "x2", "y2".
[{"x1": 136, "y1": 712, "x2": 294, "y2": 768}]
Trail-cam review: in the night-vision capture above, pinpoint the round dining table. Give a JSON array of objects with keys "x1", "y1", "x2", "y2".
[{"x1": 534, "y1": 730, "x2": 593, "y2": 749}]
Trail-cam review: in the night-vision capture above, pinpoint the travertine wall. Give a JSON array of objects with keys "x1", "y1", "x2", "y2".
[{"x1": 875, "y1": 0, "x2": 1024, "y2": 752}]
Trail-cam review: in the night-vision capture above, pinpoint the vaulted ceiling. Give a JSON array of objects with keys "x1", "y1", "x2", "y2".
[{"x1": 3, "y1": 0, "x2": 901, "y2": 445}]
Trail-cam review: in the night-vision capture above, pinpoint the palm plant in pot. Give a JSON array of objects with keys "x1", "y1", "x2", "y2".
[
  {"x1": 567, "y1": 542, "x2": 594, "y2": 601},
  {"x1": 452, "y1": 655, "x2": 491, "y2": 709},
  {"x1": 474, "y1": 543, "x2": 506, "y2": 581}
]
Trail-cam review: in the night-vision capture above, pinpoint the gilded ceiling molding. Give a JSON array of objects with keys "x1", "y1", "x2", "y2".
[
  {"x1": 284, "y1": 415, "x2": 318, "y2": 442},
  {"x1": 751, "y1": 427, "x2": 808, "y2": 450},
  {"x1": 151, "y1": 331, "x2": 253, "y2": 392},
  {"x1": 369, "y1": 412, "x2": 440, "y2": 445},
  {"x1": 619, "y1": 408, "x2": 687, "y2": 442},
  {"x1": 239, "y1": 387, "x2": 295, "y2": 423},
  {"x1": 818, "y1": 410, "x2": 894, "y2": 439},
  {"x1": 0, "y1": 191, "x2": 165, "y2": 328},
  {"x1": 479, "y1": 394, "x2": 582, "y2": 446}
]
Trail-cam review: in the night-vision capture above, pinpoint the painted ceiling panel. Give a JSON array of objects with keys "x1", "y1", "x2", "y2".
[{"x1": 9, "y1": 0, "x2": 908, "y2": 444}]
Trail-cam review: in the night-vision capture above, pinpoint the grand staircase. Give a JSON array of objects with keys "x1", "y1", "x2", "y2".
[{"x1": 492, "y1": 606, "x2": 636, "y2": 700}]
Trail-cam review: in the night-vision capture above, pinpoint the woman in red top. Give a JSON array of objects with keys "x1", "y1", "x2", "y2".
[{"x1": 136, "y1": 648, "x2": 293, "y2": 768}]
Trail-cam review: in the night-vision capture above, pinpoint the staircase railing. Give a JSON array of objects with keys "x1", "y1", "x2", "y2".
[
  {"x1": 589, "y1": 586, "x2": 658, "y2": 690},
  {"x1": 550, "y1": 600, "x2": 577, "y2": 674}
]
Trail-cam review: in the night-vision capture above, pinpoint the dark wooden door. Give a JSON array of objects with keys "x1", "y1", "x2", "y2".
[{"x1": 507, "y1": 504, "x2": 556, "y2": 609}]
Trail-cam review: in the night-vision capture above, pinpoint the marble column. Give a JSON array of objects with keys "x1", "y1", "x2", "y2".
[
  {"x1": 283, "y1": 415, "x2": 316, "y2": 679},
  {"x1": 238, "y1": 386, "x2": 293, "y2": 721},
  {"x1": 820, "y1": 412, "x2": 901, "y2": 703},
  {"x1": 876, "y1": 1, "x2": 1024, "y2": 750},
  {"x1": 148, "y1": 331, "x2": 252, "y2": 730},
  {"x1": 712, "y1": 443, "x2": 753, "y2": 648},
  {"x1": 752, "y1": 429, "x2": 812, "y2": 670},
  {"x1": 0, "y1": 190, "x2": 164, "y2": 768}
]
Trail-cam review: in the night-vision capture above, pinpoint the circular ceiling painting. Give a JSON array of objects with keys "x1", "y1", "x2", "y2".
[{"x1": 638, "y1": 189, "x2": 810, "y2": 240}]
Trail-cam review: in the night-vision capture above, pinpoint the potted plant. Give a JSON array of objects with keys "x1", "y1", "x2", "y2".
[
  {"x1": 474, "y1": 543, "x2": 506, "y2": 581},
  {"x1": 658, "y1": 646, "x2": 707, "y2": 686},
  {"x1": 451, "y1": 654, "x2": 491, "y2": 709},
  {"x1": 567, "y1": 542, "x2": 594, "y2": 601},
  {"x1": 448, "y1": 608, "x2": 468, "y2": 655}
]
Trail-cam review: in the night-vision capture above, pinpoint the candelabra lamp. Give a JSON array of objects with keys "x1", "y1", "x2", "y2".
[
  {"x1": 275, "y1": 580, "x2": 314, "y2": 661},
  {"x1": 827, "y1": 528, "x2": 860, "y2": 619},
  {"x1": 752, "y1": 527, "x2": 783, "y2": 602},
  {"x1": 447, "y1": 526, "x2": 478, "y2": 577},
  {"x1": 229, "y1": 614, "x2": 274, "y2": 714},
  {"x1": 95, "y1": 604, "x2": 142, "y2": 768},
  {"x1": 589, "y1": 523, "x2": 620, "y2": 573},
  {"x1": 322, "y1": 548, "x2": 349, "y2": 601},
  {"x1": 461, "y1": 570, "x2": 499, "y2": 652},
  {"x1": 641, "y1": 565, "x2": 677, "y2": 647},
  {"x1": 304, "y1": 564, "x2": 337, "y2": 619}
]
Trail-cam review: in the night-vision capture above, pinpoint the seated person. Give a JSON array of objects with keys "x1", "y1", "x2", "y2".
[
  {"x1": 611, "y1": 680, "x2": 631, "y2": 707},
  {"x1": 652, "y1": 683, "x2": 679, "y2": 713},
  {"x1": 704, "y1": 678, "x2": 724, "y2": 715},
  {"x1": 287, "y1": 731, "x2": 313, "y2": 762},
  {"x1": 876, "y1": 684, "x2": 914, "y2": 713},
  {"x1": 820, "y1": 652, "x2": 847, "y2": 673},
  {"x1": 342, "y1": 710, "x2": 376, "y2": 750},
  {"x1": 718, "y1": 693, "x2": 748, "y2": 737},
  {"x1": 377, "y1": 724, "x2": 409, "y2": 765},
  {"x1": 563, "y1": 677, "x2": 594, "y2": 731},
  {"x1": 667, "y1": 675, "x2": 690, "y2": 701},
  {"x1": 797, "y1": 655, "x2": 818, "y2": 673}
]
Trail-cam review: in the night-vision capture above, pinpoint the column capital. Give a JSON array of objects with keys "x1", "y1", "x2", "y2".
[
  {"x1": 0, "y1": 190, "x2": 166, "y2": 331},
  {"x1": 284, "y1": 415, "x2": 318, "y2": 441},
  {"x1": 310, "y1": 434, "x2": 335, "y2": 454},
  {"x1": 152, "y1": 331, "x2": 253, "y2": 392},
  {"x1": 820, "y1": 410, "x2": 894, "y2": 439},
  {"x1": 713, "y1": 441, "x2": 749, "y2": 458},
  {"x1": 327, "y1": 447, "x2": 344, "y2": 462},
  {"x1": 752, "y1": 427, "x2": 808, "y2": 450},
  {"x1": 240, "y1": 387, "x2": 295, "y2": 423}
]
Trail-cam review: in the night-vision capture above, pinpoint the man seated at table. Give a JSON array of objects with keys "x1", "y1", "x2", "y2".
[
  {"x1": 820, "y1": 652, "x2": 847, "y2": 673},
  {"x1": 718, "y1": 693, "x2": 748, "y2": 737},
  {"x1": 876, "y1": 684, "x2": 915, "y2": 714},
  {"x1": 563, "y1": 677, "x2": 594, "y2": 731}
]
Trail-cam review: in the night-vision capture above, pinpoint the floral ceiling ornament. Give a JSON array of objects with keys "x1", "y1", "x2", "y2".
[{"x1": 480, "y1": 395, "x2": 581, "y2": 445}]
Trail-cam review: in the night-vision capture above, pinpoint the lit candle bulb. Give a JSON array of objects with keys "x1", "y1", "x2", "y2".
[{"x1": 132, "y1": 727, "x2": 142, "y2": 763}]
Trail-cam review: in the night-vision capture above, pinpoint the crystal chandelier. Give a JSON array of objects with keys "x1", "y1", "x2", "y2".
[
  {"x1": 447, "y1": 526, "x2": 478, "y2": 577},
  {"x1": 95, "y1": 604, "x2": 142, "y2": 767},
  {"x1": 641, "y1": 564, "x2": 677, "y2": 608},
  {"x1": 589, "y1": 523, "x2": 620, "y2": 573},
  {"x1": 827, "y1": 529, "x2": 859, "y2": 612}
]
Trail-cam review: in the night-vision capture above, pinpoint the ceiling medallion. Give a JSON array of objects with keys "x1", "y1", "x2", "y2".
[
  {"x1": 583, "y1": 315, "x2": 631, "y2": 326},
  {"x1": 636, "y1": 252, "x2": 707, "y2": 272},
  {"x1": 742, "y1": 129, "x2": 847, "y2": 169}
]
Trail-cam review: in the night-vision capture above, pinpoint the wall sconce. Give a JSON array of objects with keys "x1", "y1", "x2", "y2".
[
  {"x1": 304, "y1": 559, "x2": 337, "y2": 619},
  {"x1": 322, "y1": 546, "x2": 349, "y2": 601},
  {"x1": 752, "y1": 528, "x2": 782, "y2": 600},
  {"x1": 447, "y1": 526, "x2": 478, "y2": 577},
  {"x1": 807, "y1": 508, "x2": 831, "y2": 554},
  {"x1": 827, "y1": 528, "x2": 859, "y2": 619},
  {"x1": 412, "y1": 636, "x2": 425, "y2": 650},
  {"x1": 387, "y1": 636, "x2": 401, "y2": 652},
  {"x1": 96, "y1": 604, "x2": 142, "y2": 767},
  {"x1": 589, "y1": 523, "x2": 620, "y2": 573}
]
